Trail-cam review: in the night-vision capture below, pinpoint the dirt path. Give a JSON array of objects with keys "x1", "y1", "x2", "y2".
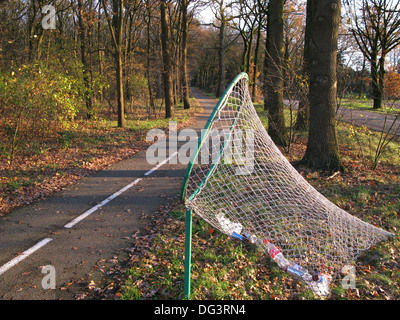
[{"x1": 0, "y1": 88, "x2": 217, "y2": 300}]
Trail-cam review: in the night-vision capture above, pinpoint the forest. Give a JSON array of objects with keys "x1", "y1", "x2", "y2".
[
  {"x1": 1, "y1": 0, "x2": 400, "y2": 167},
  {"x1": 0, "y1": 0, "x2": 400, "y2": 300},
  {"x1": 1, "y1": 0, "x2": 400, "y2": 197}
]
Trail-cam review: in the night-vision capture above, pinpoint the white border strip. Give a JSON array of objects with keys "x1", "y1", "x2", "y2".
[
  {"x1": 0, "y1": 238, "x2": 53, "y2": 276},
  {"x1": 65, "y1": 151, "x2": 178, "y2": 228},
  {"x1": 144, "y1": 151, "x2": 179, "y2": 176},
  {"x1": 64, "y1": 178, "x2": 142, "y2": 228}
]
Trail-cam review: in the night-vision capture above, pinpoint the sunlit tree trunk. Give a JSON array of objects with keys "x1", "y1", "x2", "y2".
[
  {"x1": 264, "y1": 0, "x2": 288, "y2": 147},
  {"x1": 300, "y1": 0, "x2": 344, "y2": 171},
  {"x1": 77, "y1": 0, "x2": 93, "y2": 119},
  {"x1": 102, "y1": 0, "x2": 126, "y2": 127},
  {"x1": 160, "y1": 0, "x2": 174, "y2": 118}
]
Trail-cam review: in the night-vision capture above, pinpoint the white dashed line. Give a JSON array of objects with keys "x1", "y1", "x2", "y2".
[
  {"x1": 65, "y1": 152, "x2": 178, "y2": 228},
  {"x1": 63, "y1": 177, "x2": 143, "y2": 228},
  {"x1": 144, "y1": 151, "x2": 179, "y2": 176},
  {"x1": 0, "y1": 238, "x2": 53, "y2": 276},
  {"x1": 0, "y1": 151, "x2": 179, "y2": 276}
]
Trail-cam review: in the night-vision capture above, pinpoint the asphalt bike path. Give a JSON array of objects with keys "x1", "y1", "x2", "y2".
[
  {"x1": 336, "y1": 106, "x2": 399, "y2": 136},
  {"x1": 0, "y1": 87, "x2": 216, "y2": 299},
  {"x1": 285, "y1": 99, "x2": 399, "y2": 136}
]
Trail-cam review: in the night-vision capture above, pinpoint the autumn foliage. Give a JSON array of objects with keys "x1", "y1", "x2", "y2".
[{"x1": 385, "y1": 69, "x2": 400, "y2": 100}]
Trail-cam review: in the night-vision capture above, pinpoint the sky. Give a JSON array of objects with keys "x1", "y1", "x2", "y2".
[{"x1": 195, "y1": 5, "x2": 214, "y2": 24}]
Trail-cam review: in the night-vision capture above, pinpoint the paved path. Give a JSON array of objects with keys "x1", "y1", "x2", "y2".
[
  {"x1": 336, "y1": 106, "x2": 400, "y2": 136},
  {"x1": 0, "y1": 87, "x2": 216, "y2": 300},
  {"x1": 285, "y1": 99, "x2": 400, "y2": 136}
]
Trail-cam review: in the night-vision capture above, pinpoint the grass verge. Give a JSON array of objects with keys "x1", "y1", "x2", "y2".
[{"x1": 340, "y1": 98, "x2": 400, "y2": 116}]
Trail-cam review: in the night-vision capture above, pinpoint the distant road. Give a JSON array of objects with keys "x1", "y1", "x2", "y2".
[
  {"x1": 284, "y1": 99, "x2": 400, "y2": 136},
  {"x1": 336, "y1": 106, "x2": 400, "y2": 136}
]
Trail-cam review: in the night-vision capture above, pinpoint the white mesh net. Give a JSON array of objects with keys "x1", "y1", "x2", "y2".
[{"x1": 181, "y1": 73, "x2": 393, "y2": 296}]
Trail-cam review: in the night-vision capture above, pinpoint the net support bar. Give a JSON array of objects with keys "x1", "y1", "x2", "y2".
[{"x1": 184, "y1": 208, "x2": 193, "y2": 299}]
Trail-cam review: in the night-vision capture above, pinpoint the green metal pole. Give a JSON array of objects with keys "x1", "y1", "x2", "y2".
[{"x1": 184, "y1": 208, "x2": 193, "y2": 299}]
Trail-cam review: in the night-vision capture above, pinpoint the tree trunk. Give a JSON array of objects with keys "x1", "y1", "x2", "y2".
[
  {"x1": 264, "y1": 0, "x2": 288, "y2": 147},
  {"x1": 300, "y1": 0, "x2": 344, "y2": 171},
  {"x1": 145, "y1": 0, "x2": 154, "y2": 116},
  {"x1": 294, "y1": 1, "x2": 312, "y2": 131},
  {"x1": 251, "y1": 23, "x2": 261, "y2": 102},
  {"x1": 160, "y1": 0, "x2": 174, "y2": 118},
  {"x1": 77, "y1": 0, "x2": 93, "y2": 119},
  {"x1": 370, "y1": 52, "x2": 381, "y2": 109},
  {"x1": 181, "y1": 0, "x2": 191, "y2": 109},
  {"x1": 98, "y1": 3, "x2": 105, "y2": 103},
  {"x1": 375, "y1": 51, "x2": 387, "y2": 109},
  {"x1": 27, "y1": 1, "x2": 37, "y2": 62},
  {"x1": 241, "y1": 37, "x2": 248, "y2": 72},
  {"x1": 246, "y1": 28, "x2": 253, "y2": 74},
  {"x1": 102, "y1": 0, "x2": 126, "y2": 127},
  {"x1": 115, "y1": 49, "x2": 125, "y2": 126},
  {"x1": 216, "y1": 21, "x2": 225, "y2": 97},
  {"x1": 113, "y1": 0, "x2": 125, "y2": 128}
]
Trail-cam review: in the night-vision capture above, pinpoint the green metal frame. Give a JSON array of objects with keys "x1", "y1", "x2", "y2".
[
  {"x1": 183, "y1": 208, "x2": 193, "y2": 299},
  {"x1": 180, "y1": 72, "x2": 249, "y2": 204},
  {"x1": 181, "y1": 72, "x2": 249, "y2": 300}
]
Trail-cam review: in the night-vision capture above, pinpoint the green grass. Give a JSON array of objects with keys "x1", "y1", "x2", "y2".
[
  {"x1": 202, "y1": 91, "x2": 218, "y2": 100},
  {"x1": 120, "y1": 207, "x2": 320, "y2": 300},
  {"x1": 253, "y1": 103, "x2": 299, "y2": 131},
  {"x1": 337, "y1": 121, "x2": 400, "y2": 169}
]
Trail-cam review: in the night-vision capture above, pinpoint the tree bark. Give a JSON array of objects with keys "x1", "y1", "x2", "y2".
[
  {"x1": 160, "y1": 0, "x2": 174, "y2": 118},
  {"x1": 264, "y1": 0, "x2": 288, "y2": 147},
  {"x1": 375, "y1": 51, "x2": 387, "y2": 109},
  {"x1": 181, "y1": 0, "x2": 191, "y2": 109},
  {"x1": 294, "y1": 0, "x2": 312, "y2": 131},
  {"x1": 102, "y1": 0, "x2": 126, "y2": 127},
  {"x1": 216, "y1": 20, "x2": 225, "y2": 97},
  {"x1": 145, "y1": 0, "x2": 154, "y2": 116},
  {"x1": 113, "y1": 0, "x2": 125, "y2": 127},
  {"x1": 77, "y1": 0, "x2": 93, "y2": 119},
  {"x1": 98, "y1": 3, "x2": 105, "y2": 103},
  {"x1": 370, "y1": 53, "x2": 381, "y2": 109},
  {"x1": 300, "y1": 0, "x2": 344, "y2": 171},
  {"x1": 27, "y1": 1, "x2": 37, "y2": 62}
]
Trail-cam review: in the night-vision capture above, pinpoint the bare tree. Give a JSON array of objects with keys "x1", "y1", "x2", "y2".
[
  {"x1": 264, "y1": 0, "x2": 289, "y2": 147},
  {"x1": 232, "y1": 0, "x2": 257, "y2": 74},
  {"x1": 180, "y1": 0, "x2": 191, "y2": 109},
  {"x1": 208, "y1": 0, "x2": 237, "y2": 97},
  {"x1": 102, "y1": 0, "x2": 126, "y2": 127},
  {"x1": 345, "y1": 0, "x2": 400, "y2": 109},
  {"x1": 160, "y1": 0, "x2": 174, "y2": 118}
]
